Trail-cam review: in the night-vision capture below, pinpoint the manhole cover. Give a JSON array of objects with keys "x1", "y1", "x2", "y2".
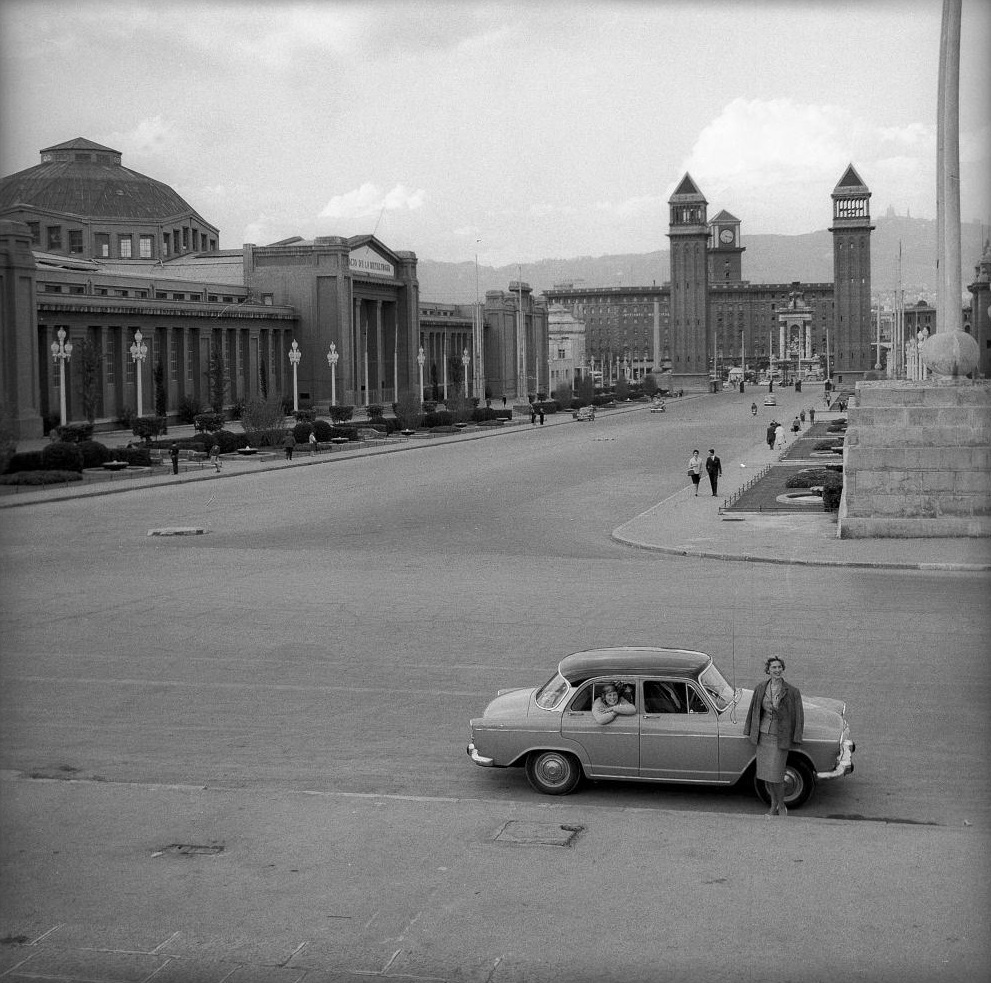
[
  {"x1": 154, "y1": 844, "x2": 224, "y2": 857},
  {"x1": 493, "y1": 821, "x2": 584, "y2": 847}
]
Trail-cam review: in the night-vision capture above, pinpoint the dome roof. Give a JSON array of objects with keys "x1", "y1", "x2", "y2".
[{"x1": 0, "y1": 138, "x2": 213, "y2": 226}]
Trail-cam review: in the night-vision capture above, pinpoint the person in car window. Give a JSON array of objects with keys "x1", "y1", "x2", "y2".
[{"x1": 591, "y1": 682, "x2": 636, "y2": 725}]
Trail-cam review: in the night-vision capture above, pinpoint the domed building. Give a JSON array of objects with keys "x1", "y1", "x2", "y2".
[{"x1": 0, "y1": 137, "x2": 219, "y2": 261}]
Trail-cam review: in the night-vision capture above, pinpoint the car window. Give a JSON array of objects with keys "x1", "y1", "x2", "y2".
[
  {"x1": 685, "y1": 684, "x2": 709, "y2": 714},
  {"x1": 569, "y1": 684, "x2": 593, "y2": 712},
  {"x1": 535, "y1": 673, "x2": 570, "y2": 710},
  {"x1": 644, "y1": 680, "x2": 688, "y2": 714},
  {"x1": 699, "y1": 664, "x2": 735, "y2": 711}
]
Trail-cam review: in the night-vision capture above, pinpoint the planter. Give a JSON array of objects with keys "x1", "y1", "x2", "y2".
[
  {"x1": 102, "y1": 460, "x2": 129, "y2": 471},
  {"x1": 237, "y1": 447, "x2": 258, "y2": 455}
]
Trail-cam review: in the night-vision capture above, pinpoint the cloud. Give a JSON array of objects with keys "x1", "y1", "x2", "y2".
[
  {"x1": 319, "y1": 183, "x2": 426, "y2": 220},
  {"x1": 102, "y1": 116, "x2": 179, "y2": 157}
]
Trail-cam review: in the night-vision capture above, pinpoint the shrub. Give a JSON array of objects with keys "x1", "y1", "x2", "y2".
[
  {"x1": 78, "y1": 440, "x2": 112, "y2": 469},
  {"x1": 313, "y1": 419, "x2": 334, "y2": 441},
  {"x1": 785, "y1": 468, "x2": 836, "y2": 489},
  {"x1": 116, "y1": 446, "x2": 151, "y2": 466},
  {"x1": 328, "y1": 405, "x2": 354, "y2": 424},
  {"x1": 293, "y1": 421, "x2": 314, "y2": 443},
  {"x1": 176, "y1": 396, "x2": 202, "y2": 425},
  {"x1": 194, "y1": 412, "x2": 226, "y2": 433},
  {"x1": 115, "y1": 407, "x2": 136, "y2": 431},
  {"x1": 393, "y1": 392, "x2": 423, "y2": 431},
  {"x1": 41, "y1": 442, "x2": 83, "y2": 472},
  {"x1": 0, "y1": 470, "x2": 83, "y2": 486},
  {"x1": 241, "y1": 395, "x2": 285, "y2": 433},
  {"x1": 814, "y1": 440, "x2": 843, "y2": 452},
  {"x1": 242, "y1": 428, "x2": 283, "y2": 448},
  {"x1": 294, "y1": 408, "x2": 316, "y2": 423},
  {"x1": 472, "y1": 406, "x2": 499, "y2": 423},
  {"x1": 229, "y1": 399, "x2": 245, "y2": 421},
  {"x1": 5, "y1": 450, "x2": 45, "y2": 474},
  {"x1": 132, "y1": 416, "x2": 167, "y2": 443},
  {"x1": 822, "y1": 473, "x2": 843, "y2": 511},
  {"x1": 366, "y1": 404, "x2": 384, "y2": 419},
  {"x1": 422, "y1": 410, "x2": 455, "y2": 428},
  {"x1": 210, "y1": 430, "x2": 241, "y2": 454},
  {"x1": 54, "y1": 422, "x2": 94, "y2": 443},
  {"x1": 330, "y1": 425, "x2": 359, "y2": 441}
]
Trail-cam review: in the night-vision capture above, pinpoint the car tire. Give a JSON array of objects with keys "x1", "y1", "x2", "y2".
[
  {"x1": 525, "y1": 750, "x2": 582, "y2": 795},
  {"x1": 753, "y1": 757, "x2": 815, "y2": 809}
]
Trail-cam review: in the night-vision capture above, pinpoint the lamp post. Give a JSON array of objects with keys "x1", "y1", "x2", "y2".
[
  {"x1": 129, "y1": 329, "x2": 147, "y2": 417},
  {"x1": 288, "y1": 339, "x2": 301, "y2": 412},
  {"x1": 326, "y1": 343, "x2": 339, "y2": 406},
  {"x1": 50, "y1": 327, "x2": 73, "y2": 426},
  {"x1": 462, "y1": 347, "x2": 470, "y2": 395},
  {"x1": 416, "y1": 346, "x2": 426, "y2": 405}
]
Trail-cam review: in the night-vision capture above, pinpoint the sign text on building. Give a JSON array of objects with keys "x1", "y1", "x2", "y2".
[{"x1": 349, "y1": 246, "x2": 394, "y2": 278}]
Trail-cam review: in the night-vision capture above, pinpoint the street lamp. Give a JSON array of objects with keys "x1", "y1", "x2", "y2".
[
  {"x1": 326, "y1": 343, "x2": 339, "y2": 407},
  {"x1": 416, "y1": 346, "x2": 426, "y2": 406},
  {"x1": 288, "y1": 339, "x2": 301, "y2": 412},
  {"x1": 50, "y1": 327, "x2": 73, "y2": 426},
  {"x1": 129, "y1": 329, "x2": 147, "y2": 418},
  {"x1": 462, "y1": 347, "x2": 470, "y2": 395}
]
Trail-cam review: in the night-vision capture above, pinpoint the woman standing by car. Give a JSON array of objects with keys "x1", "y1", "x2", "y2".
[{"x1": 744, "y1": 657, "x2": 804, "y2": 816}]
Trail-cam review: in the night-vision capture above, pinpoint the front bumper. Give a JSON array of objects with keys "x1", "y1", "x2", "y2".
[
  {"x1": 467, "y1": 742, "x2": 494, "y2": 767},
  {"x1": 816, "y1": 739, "x2": 856, "y2": 781}
]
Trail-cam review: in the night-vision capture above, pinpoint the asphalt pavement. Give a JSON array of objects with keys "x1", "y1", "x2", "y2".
[
  {"x1": 2, "y1": 396, "x2": 988, "y2": 982},
  {"x1": 5, "y1": 399, "x2": 989, "y2": 572}
]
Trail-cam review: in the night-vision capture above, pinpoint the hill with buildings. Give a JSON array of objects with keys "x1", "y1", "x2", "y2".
[{"x1": 417, "y1": 216, "x2": 987, "y2": 307}]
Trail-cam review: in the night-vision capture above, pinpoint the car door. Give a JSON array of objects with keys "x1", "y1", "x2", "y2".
[
  {"x1": 560, "y1": 680, "x2": 639, "y2": 778},
  {"x1": 639, "y1": 679, "x2": 720, "y2": 782}
]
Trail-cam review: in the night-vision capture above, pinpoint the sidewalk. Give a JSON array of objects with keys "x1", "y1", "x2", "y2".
[{"x1": 4, "y1": 407, "x2": 989, "y2": 571}]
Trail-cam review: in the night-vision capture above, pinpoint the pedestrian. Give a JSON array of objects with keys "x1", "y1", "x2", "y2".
[
  {"x1": 538, "y1": 405, "x2": 545, "y2": 425},
  {"x1": 308, "y1": 429, "x2": 318, "y2": 455},
  {"x1": 766, "y1": 421, "x2": 776, "y2": 450},
  {"x1": 799, "y1": 409, "x2": 806, "y2": 424},
  {"x1": 705, "y1": 449, "x2": 722, "y2": 496},
  {"x1": 210, "y1": 442, "x2": 222, "y2": 472},
  {"x1": 502, "y1": 395, "x2": 507, "y2": 407},
  {"x1": 751, "y1": 401, "x2": 758, "y2": 416},
  {"x1": 809, "y1": 406, "x2": 816, "y2": 424},
  {"x1": 529, "y1": 404, "x2": 536, "y2": 425},
  {"x1": 744, "y1": 657, "x2": 804, "y2": 817},
  {"x1": 687, "y1": 449, "x2": 703, "y2": 496},
  {"x1": 774, "y1": 423, "x2": 785, "y2": 449},
  {"x1": 169, "y1": 442, "x2": 180, "y2": 475},
  {"x1": 283, "y1": 432, "x2": 296, "y2": 460},
  {"x1": 791, "y1": 415, "x2": 801, "y2": 433}
]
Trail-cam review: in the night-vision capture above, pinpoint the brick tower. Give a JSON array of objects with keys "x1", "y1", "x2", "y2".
[
  {"x1": 667, "y1": 174, "x2": 710, "y2": 391},
  {"x1": 829, "y1": 164, "x2": 874, "y2": 381}
]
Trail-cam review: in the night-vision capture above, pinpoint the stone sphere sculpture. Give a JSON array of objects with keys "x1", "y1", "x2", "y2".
[{"x1": 921, "y1": 329, "x2": 979, "y2": 378}]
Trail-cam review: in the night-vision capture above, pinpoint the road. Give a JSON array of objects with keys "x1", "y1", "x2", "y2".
[{"x1": 1, "y1": 389, "x2": 987, "y2": 825}]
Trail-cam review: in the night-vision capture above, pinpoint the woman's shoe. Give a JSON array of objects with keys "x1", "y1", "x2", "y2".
[{"x1": 778, "y1": 804, "x2": 788, "y2": 817}]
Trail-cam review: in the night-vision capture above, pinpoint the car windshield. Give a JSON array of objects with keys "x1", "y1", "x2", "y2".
[
  {"x1": 535, "y1": 673, "x2": 570, "y2": 710},
  {"x1": 699, "y1": 663, "x2": 736, "y2": 711}
]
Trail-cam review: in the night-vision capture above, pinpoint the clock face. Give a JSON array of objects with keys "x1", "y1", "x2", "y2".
[{"x1": 719, "y1": 228, "x2": 735, "y2": 244}]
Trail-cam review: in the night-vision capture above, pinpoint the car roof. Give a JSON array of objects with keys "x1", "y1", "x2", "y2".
[{"x1": 558, "y1": 648, "x2": 711, "y2": 684}]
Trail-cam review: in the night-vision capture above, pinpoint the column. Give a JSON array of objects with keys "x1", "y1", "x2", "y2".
[{"x1": 375, "y1": 300, "x2": 384, "y2": 400}]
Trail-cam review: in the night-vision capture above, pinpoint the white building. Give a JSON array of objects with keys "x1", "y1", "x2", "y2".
[{"x1": 547, "y1": 303, "x2": 586, "y2": 393}]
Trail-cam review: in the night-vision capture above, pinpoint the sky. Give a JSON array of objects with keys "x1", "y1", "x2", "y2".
[{"x1": 1, "y1": 0, "x2": 989, "y2": 267}]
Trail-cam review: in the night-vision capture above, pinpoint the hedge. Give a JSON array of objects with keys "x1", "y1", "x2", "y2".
[
  {"x1": 78, "y1": 440, "x2": 113, "y2": 469},
  {"x1": 0, "y1": 470, "x2": 84, "y2": 486},
  {"x1": 4, "y1": 450, "x2": 45, "y2": 474},
  {"x1": 54, "y1": 423, "x2": 94, "y2": 443},
  {"x1": 194, "y1": 412, "x2": 226, "y2": 432},
  {"x1": 41, "y1": 443, "x2": 84, "y2": 472}
]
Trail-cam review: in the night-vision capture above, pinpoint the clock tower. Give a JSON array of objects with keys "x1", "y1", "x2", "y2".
[
  {"x1": 830, "y1": 164, "x2": 874, "y2": 380},
  {"x1": 667, "y1": 173, "x2": 710, "y2": 392},
  {"x1": 708, "y1": 209, "x2": 745, "y2": 283}
]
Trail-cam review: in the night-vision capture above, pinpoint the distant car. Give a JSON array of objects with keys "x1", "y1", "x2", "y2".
[
  {"x1": 467, "y1": 647, "x2": 855, "y2": 809},
  {"x1": 649, "y1": 400, "x2": 666, "y2": 413},
  {"x1": 764, "y1": 395, "x2": 777, "y2": 406},
  {"x1": 572, "y1": 405, "x2": 596, "y2": 421}
]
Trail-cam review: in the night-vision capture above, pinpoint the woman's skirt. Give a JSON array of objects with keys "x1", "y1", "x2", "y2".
[{"x1": 756, "y1": 731, "x2": 787, "y2": 783}]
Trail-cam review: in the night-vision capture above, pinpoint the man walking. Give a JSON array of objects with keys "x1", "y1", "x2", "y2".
[
  {"x1": 705, "y1": 449, "x2": 722, "y2": 496},
  {"x1": 809, "y1": 406, "x2": 816, "y2": 424}
]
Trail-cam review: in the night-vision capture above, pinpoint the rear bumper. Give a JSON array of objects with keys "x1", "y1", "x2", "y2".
[
  {"x1": 817, "y1": 739, "x2": 855, "y2": 781},
  {"x1": 467, "y1": 742, "x2": 494, "y2": 767}
]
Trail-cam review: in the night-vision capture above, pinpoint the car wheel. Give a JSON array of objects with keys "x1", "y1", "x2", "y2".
[
  {"x1": 525, "y1": 750, "x2": 582, "y2": 795},
  {"x1": 753, "y1": 758, "x2": 815, "y2": 809}
]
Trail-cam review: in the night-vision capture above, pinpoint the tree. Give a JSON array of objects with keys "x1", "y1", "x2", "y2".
[
  {"x1": 393, "y1": 390, "x2": 423, "y2": 431},
  {"x1": 73, "y1": 338, "x2": 102, "y2": 423},
  {"x1": 153, "y1": 360, "x2": 168, "y2": 418},
  {"x1": 642, "y1": 374, "x2": 659, "y2": 396},
  {"x1": 208, "y1": 346, "x2": 227, "y2": 413},
  {"x1": 575, "y1": 376, "x2": 595, "y2": 404},
  {"x1": 552, "y1": 381, "x2": 573, "y2": 407}
]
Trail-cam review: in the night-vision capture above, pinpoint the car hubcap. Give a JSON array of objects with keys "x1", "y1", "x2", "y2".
[
  {"x1": 537, "y1": 754, "x2": 568, "y2": 786},
  {"x1": 783, "y1": 768, "x2": 803, "y2": 803}
]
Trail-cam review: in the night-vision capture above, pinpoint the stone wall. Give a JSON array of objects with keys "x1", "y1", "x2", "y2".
[{"x1": 838, "y1": 380, "x2": 991, "y2": 538}]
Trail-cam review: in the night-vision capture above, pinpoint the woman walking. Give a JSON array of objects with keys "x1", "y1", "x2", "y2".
[
  {"x1": 687, "y1": 449, "x2": 703, "y2": 496},
  {"x1": 744, "y1": 657, "x2": 804, "y2": 816}
]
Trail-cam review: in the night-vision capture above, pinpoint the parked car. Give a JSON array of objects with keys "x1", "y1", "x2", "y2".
[
  {"x1": 467, "y1": 647, "x2": 855, "y2": 808},
  {"x1": 764, "y1": 395, "x2": 777, "y2": 406},
  {"x1": 649, "y1": 400, "x2": 666, "y2": 413},
  {"x1": 572, "y1": 405, "x2": 596, "y2": 421}
]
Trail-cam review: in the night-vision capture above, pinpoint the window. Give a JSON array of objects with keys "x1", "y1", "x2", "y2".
[
  {"x1": 182, "y1": 228, "x2": 188, "y2": 249},
  {"x1": 68, "y1": 230, "x2": 84, "y2": 254},
  {"x1": 172, "y1": 293, "x2": 185, "y2": 301},
  {"x1": 170, "y1": 342, "x2": 179, "y2": 382},
  {"x1": 163, "y1": 233, "x2": 171, "y2": 256},
  {"x1": 106, "y1": 336, "x2": 116, "y2": 385},
  {"x1": 95, "y1": 234, "x2": 110, "y2": 258},
  {"x1": 644, "y1": 681, "x2": 708, "y2": 714},
  {"x1": 47, "y1": 226, "x2": 62, "y2": 250},
  {"x1": 139, "y1": 235, "x2": 153, "y2": 259},
  {"x1": 118, "y1": 235, "x2": 132, "y2": 258},
  {"x1": 27, "y1": 222, "x2": 40, "y2": 244}
]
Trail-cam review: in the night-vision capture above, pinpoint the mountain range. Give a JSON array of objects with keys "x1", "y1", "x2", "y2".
[{"x1": 416, "y1": 215, "x2": 989, "y2": 307}]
